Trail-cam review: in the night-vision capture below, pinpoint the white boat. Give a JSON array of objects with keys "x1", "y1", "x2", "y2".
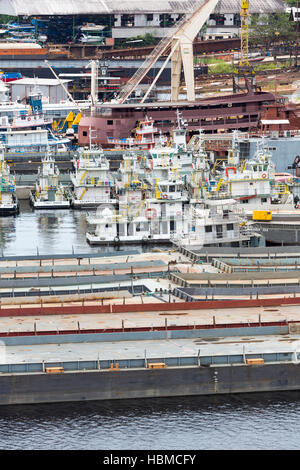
[
  {"x1": 70, "y1": 145, "x2": 116, "y2": 209},
  {"x1": 186, "y1": 129, "x2": 211, "y2": 204},
  {"x1": 107, "y1": 117, "x2": 168, "y2": 150},
  {"x1": 171, "y1": 198, "x2": 257, "y2": 248},
  {"x1": 79, "y1": 24, "x2": 105, "y2": 44},
  {"x1": 29, "y1": 150, "x2": 70, "y2": 209},
  {"x1": 146, "y1": 110, "x2": 193, "y2": 171},
  {"x1": 0, "y1": 144, "x2": 19, "y2": 216},
  {"x1": 0, "y1": 89, "x2": 71, "y2": 152},
  {"x1": 86, "y1": 146, "x2": 188, "y2": 245},
  {"x1": 213, "y1": 135, "x2": 295, "y2": 211}
]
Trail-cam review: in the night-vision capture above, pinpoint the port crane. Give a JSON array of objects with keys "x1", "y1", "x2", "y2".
[
  {"x1": 233, "y1": 0, "x2": 256, "y2": 93},
  {"x1": 115, "y1": 0, "x2": 219, "y2": 104}
]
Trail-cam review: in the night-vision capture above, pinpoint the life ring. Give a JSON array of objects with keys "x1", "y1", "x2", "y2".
[
  {"x1": 225, "y1": 167, "x2": 236, "y2": 177},
  {"x1": 261, "y1": 173, "x2": 267, "y2": 179},
  {"x1": 28, "y1": 117, "x2": 31, "y2": 121},
  {"x1": 162, "y1": 194, "x2": 168, "y2": 199},
  {"x1": 114, "y1": 236, "x2": 120, "y2": 244},
  {"x1": 145, "y1": 208, "x2": 157, "y2": 220}
]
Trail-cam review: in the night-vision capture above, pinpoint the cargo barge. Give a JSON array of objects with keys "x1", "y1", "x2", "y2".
[
  {"x1": 1, "y1": 246, "x2": 300, "y2": 405},
  {"x1": 0, "y1": 324, "x2": 300, "y2": 405}
]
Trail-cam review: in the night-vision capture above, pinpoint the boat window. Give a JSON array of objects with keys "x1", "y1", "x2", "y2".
[
  {"x1": 253, "y1": 165, "x2": 257, "y2": 171},
  {"x1": 170, "y1": 185, "x2": 175, "y2": 192},
  {"x1": 107, "y1": 120, "x2": 113, "y2": 126},
  {"x1": 227, "y1": 223, "x2": 234, "y2": 230},
  {"x1": 205, "y1": 225, "x2": 212, "y2": 233}
]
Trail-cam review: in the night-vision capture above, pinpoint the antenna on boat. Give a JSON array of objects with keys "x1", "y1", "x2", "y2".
[
  {"x1": 85, "y1": 60, "x2": 99, "y2": 116},
  {"x1": 44, "y1": 59, "x2": 83, "y2": 113}
]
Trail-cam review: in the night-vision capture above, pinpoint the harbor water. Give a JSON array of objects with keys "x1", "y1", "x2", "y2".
[
  {"x1": 0, "y1": 202, "x2": 299, "y2": 450},
  {"x1": 0, "y1": 200, "x2": 145, "y2": 257},
  {"x1": 0, "y1": 393, "x2": 300, "y2": 450}
]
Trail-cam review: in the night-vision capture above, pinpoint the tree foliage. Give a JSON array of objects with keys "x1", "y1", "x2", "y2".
[
  {"x1": 0, "y1": 15, "x2": 14, "y2": 24},
  {"x1": 249, "y1": 12, "x2": 296, "y2": 49},
  {"x1": 285, "y1": 0, "x2": 298, "y2": 6}
]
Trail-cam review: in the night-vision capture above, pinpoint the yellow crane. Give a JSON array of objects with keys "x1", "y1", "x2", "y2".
[
  {"x1": 233, "y1": 0, "x2": 255, "y2": 93},
  {"x1": 240, "y1": 0, "x2": 250, "y2": 67}
]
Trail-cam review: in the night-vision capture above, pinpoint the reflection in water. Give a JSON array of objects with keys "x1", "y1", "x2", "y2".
[
  {"x1": 0, "y1": 392, "x2": 300, "y2": 449},
  {"x1": 0, "y1": 204, "x2": 299, "y2": 450},
  {"x1": 0, "y1": 200, "x2": 144, "y2": 256}
]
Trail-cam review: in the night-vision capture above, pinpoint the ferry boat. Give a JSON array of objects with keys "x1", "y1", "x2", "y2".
[
  {"x1": 0, "y1": 144, "x2": 19, "y2": 216},
  {"x1": 70, "y1": 145, "x2": 116, "y2": 209},
  {"x1": 29, "y1": 150, "x2": 70, "y2": 210}
]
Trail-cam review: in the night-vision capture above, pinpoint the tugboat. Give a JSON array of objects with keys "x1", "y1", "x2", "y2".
[
  {"x1": 86, "y1": 142, "x2": 188, "y2": 245},
  {"x1": 171, "y1": 198, "x2": 258, "y2": 248},
  {"x1": 146, "y1": 110, "x2": 193, "y2": 172},
  {"x1": 214, "y1": 134, "x2": 295, "y2": 211},
  {"x1": 107, "y1": 117, "x2": 166, "y2": 150},
  {"x1": 29, "y1": 149, "x2": 70, "y2": 209},
  {"x1": 70, "y1": 145, "x2": 116, "y2": 209},
  {"x1": 0, "y1": 144, "x2": 19, "y2": 216}
]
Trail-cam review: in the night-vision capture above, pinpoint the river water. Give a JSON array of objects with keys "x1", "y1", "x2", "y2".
[
  {"x1": 0, "y1": 393, "x2": 300, "y2": 450},
  {"x1": 0, "y1": 203, "x2": 299, "y2": 450},
  {"x1": 0, "y1": 200, "x2": 142, "y2": 257}
]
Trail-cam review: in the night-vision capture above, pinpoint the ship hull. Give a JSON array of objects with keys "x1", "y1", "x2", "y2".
[
  {"x1": 1, "y1": 362, "x2": 300, "y2": 405},
  {"x1": 29, "y1": 192, "x2": 70, "y2": 210},
  {"x1": 0, "y1": 205, "x2": 19, "y2": 216},
  {"x1": 78, "y1": 91, "x2": 277, "y2": 147}
]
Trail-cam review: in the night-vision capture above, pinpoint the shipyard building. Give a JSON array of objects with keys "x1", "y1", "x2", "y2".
[{"x1": 0, "y1": 0, "x2": 286, "y2": 43}]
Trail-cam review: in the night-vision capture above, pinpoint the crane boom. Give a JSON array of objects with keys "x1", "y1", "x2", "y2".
[
  {"x1": 115, "y1": 0, "x2": 219, "y2": 104},
  {"x1": 240, "y1": 0, "x2": 250, "y2": 67}
]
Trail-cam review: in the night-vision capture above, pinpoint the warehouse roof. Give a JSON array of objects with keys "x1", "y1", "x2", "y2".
[{"x1": 0, "y1": 0, "x2": 285, "y2": 16}]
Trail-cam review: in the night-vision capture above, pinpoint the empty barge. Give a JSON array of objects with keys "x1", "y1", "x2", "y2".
[{"x1": 1, "y1": 326, "x2": 300, "y2": 405}]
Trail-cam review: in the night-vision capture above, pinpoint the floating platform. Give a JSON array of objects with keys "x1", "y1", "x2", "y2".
[{"x1": 1, "y1": 327, "x2": 300, "y2": 405}]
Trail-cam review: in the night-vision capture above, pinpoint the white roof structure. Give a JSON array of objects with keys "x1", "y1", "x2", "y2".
[
  {"x1": 10, "y1": 78, "x2": 71, "y2": 86},
  {"x1": 0, "y1": 0, "x2": 285, "y2": 16}
]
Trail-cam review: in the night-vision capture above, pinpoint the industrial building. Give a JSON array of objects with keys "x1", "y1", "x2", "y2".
[
  {"x1": 9, "y1": 78, "x2": 71, "y2": 104},
  {"x1": 0, "y1": 0, "x2": 286, "y2": 41}
]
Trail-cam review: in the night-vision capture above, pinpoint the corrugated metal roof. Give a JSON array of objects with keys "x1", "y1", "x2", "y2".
[
  {"x1": 0, "y1": 0, "x2": 285, "y2": 16},
  {"x1": 214, "y1": 0, "x2": 285, "y2": 14}
]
